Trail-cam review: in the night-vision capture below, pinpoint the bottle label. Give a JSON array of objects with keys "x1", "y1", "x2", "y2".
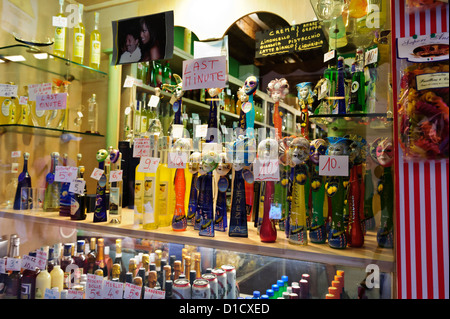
[
  {"x1": 54, "y1": 27, "x2": 66, "y2": 51},
  {"x1": 143, "y1": 176, "x2": 155, "y2": 224},
  {"x1": 91, "y1": 40, "x2": 101, "y2": 64},
  {"x1": 70, "y1": 196, "x2": 80, "y2": 215},
  {"x1": 158, "y1": 181, "x2": 168, "y2": 216},
  {"x1": 74, "y1": 32, "x2": 85, "y2": 58},
  {"x1": 1, "y1": 99, "x2": 11, "y2": 116}
]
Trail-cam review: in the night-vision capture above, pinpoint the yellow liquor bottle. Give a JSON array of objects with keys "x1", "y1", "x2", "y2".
[
  {"x1": 156, "y1": 138, "x2": 175, "y2": 227},
  {"x1": 0, "y1": 83, "x2": 19, "y2": 124},
  {"x1": 134, "y1": 164, "x2": 144, "y2": 227},
  {"x1": 143, "y1": 135, "x2": 160, "y2": 229},
  {"x1": 17, "y1": 87, "x2": 31, "y2": 126},
  {"x1": 89, "y1": 12, "x2": 101, "y2": 70},
  {"x1": 72, "y1": 4, "x2": 85, "y2": 64},
  {"x1": 53, "y1": 0, "x2": 67, "y2": 58}
]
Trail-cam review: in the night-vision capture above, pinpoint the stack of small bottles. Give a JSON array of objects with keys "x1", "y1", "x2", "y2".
[
  {"x1": 248, "y1": 274, "x2": 310, "y2": 299},
  {"x1": 325, "y1": 270, "x2": 347, "y2": 299},
  {"x1": 0, "y1": 235, "x2": 241, "y2": 299}
]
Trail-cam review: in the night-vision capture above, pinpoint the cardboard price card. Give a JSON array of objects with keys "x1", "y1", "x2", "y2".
[
  {"x1": 133, "y1": 138, "x2": 151, "y2": 158},
  {"x1": 101, "y1": 280, "x2": 124, "y2": 299},
  {"x1": 182, "y1": 55, "x2": 227, "y2": 90},
  {"x1": 123, "y1": 282, "x2": 142, "y2": 299},
  {"x1": 168, "y1": 152, "x2": 188, "y2": 169},
  {"x1": 67, "y1": 289, "x2": 84, "y2": 299},
  {"x1": 90, "y1": 167, "x2": 104, "y2": 181},
  {"x1": 54, "y1": 166, "x2": 78, "y2": 183},
  {"x1": 36, "y1": 93, "x2": 67, "y2": 111},
  {"x1": 109, "y1": 170, "x2": 123, "y2": 182},
  {"x1": 138, "y1": 157, "x2": 160, "y2": 173},
  {"x1": 254, "y1": 159, "x2": 280, "y2": 181},
  {"x1": 319, "y1": 155, "x2": 348, "y2": 176},
  {"x1": 69, "y1": 179, "x2": 86, "y2": 195},
  {"x1": 86, "y1": 273, "x2": 104, "y2": 299},
  {"x1": 144, "y1": 287, "x2": 166, "y2": 299}
]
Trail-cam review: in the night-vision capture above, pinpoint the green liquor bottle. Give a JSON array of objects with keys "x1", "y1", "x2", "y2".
[{"x1": 348, "y1": 48, "x2": 366, "y2": 113}]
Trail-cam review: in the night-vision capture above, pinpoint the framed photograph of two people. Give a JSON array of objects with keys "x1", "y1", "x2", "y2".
[{"x1": 112, "y1": 10, "x2": 174, "y2": 65}]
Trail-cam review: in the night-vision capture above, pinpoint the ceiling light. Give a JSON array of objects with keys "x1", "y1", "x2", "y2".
[
  {"x1": 4, "y1": 55, "x2": 26, "y2": 62},
  {"x1": 33, "y1": 53, "x2": 48, "y2": 60}
]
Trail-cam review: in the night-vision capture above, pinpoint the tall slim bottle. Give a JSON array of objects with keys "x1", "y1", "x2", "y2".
[
  {"x1": 73, "y1": 240, "x2": 87, "y2": 280},
  {"x1": 60, "y1": 244, "x2": 74, "y2": 289},
  {"x1": 44, "y1": 152, "x2": 61, "y2": 212},
  {"x1": 5, "y1": 236, "x2": 21, "y2": 299},
  {"x1": 72, "y1": 4, "x2": 85, "y2": 64},
  {"x1": 71, "y1": 165, "x2": 87, "y2": 220},
  {"x1": 95, "y1": 238, "x2": 108, "y2": 278},
  {"x1": 53, "y1": 0, "x2": 67, "y2": 58},
  {"x1": 348, "y1": 48, "x2": 366, "y2": 113},
  {"x1": 93, "y1": 149, "x2": 108, "y2": 222},
  {"x1": 143, "y1": 135, "x2": 159, "y2": 229},
  {"x1": 89, "y1": 12, "x2": 101, "y2": 70},
  {"x1": 113, "y1": 239, "x2": 127, "y2": 282},
  {"x1": 157, "y1": 137, "x2": 175, "y2": 227},
  {"x1": 59, "y1": 153, "x2": 72, "y2": 216},
  {"x1": 87, "y1": 94, "x2": 99, "y2": 134},
  {"x1": 13, "y1": 152, "x2": 32, "y2": 210},
  {"x1": 86, "y1": 238, "x2": 97, "y2": 274}
]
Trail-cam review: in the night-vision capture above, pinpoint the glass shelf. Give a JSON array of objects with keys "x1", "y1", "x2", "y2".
[
  {"x1": 0, "y1": 123, "x2": 104, "y2": 138},
  {"x1": 0, "y1": 44, "x2": 108, "y2": 82},
  {"x1": 310, "y1": 112, "x2": 394, "y2": 130}
]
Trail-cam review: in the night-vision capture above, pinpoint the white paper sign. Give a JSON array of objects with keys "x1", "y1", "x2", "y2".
[
  {"x1": 110, "y1": 170, "x2": 123, "y2": 182},
  {"x1": 11, "y1": 151, "x2": 21, "y2": 158},
  {"x1": 36, "y1": 250, "x2": 48, "y2": 270},
  {"x1": 36, "y1": 93, "x2": 67, "y2": 111},
  {"x1": 69, "y1": 179, "x2": 86, "y2": 195},
  {"x1": 101, "y1": 280, "x2": 124, "y2": 299},
  {"x1": 148, "y1": 95, "x2": 160, "y2": 107},
  {"x1": 55, "y1": 166, "x2": 78, "y2": 183},
  {"x1": 28, "y1": 83, "x2": 52, "y2": 101},
  {"x1": 319, "y1": 155, "x2": 349, "y2": 176},
  {"x1": 324, "y1": 50, "x2": 335, "y2": 62},
  {"x1": 182, "y1": 55, "x2": 227, "y2": 90},
  {"x1": 6, "y1": 257, "x2": 21, "y2": 272},
  {"x1": 90, "y1": 168, "x2": 104, "y2": 181},
  {"x1": 254, "y1": 159, "x2": 280, "y2": 181},
  {"x1": 19, "y1": 96, "x2": 28, "y2": 105},
  {"x1": 172, "y1": 124, "x2": 184, "y2": 139},
  {"x1": 123, "y1": 282, "x2": 142, "y2": 299},
  {"x1": 365, "y1": 47, "x2": 378, "y2": 66},
  {"x1": 138, "y1": 157, "x2": 160, "y2": 173},
  {"x1": 133, "y1": 138, "x2": 151, "y2": 158},
  {"x1": 0, "y1": 83, "x2": 18, "y2": 97},
  {"x1": 52, "y1": 16, "x2": 68, "y2": 27},
  {"x1": 0, "y1": 258, "x2": 6, "y2": 274},
  {"x1": 67, "y1": 289, "x2": 84, "y2": 299},
  {"x1": 44, "y1": 288, "x2": 60, "y2": 299},
  {"x1": 168, "y1": 152, "x2": 188, "y2": 169},
  {"x1": 144, "y1": 287, "x2": 166, "y2": 299},
  {"x1": 86, "y1": 274, "x2": 103, "y2": 299},
  {"x1": 21, "y1": 255, "x2": 37, "y2": 271},
  {"x1": 195, "y1": 124, "x2": 208, "y2": 138}
]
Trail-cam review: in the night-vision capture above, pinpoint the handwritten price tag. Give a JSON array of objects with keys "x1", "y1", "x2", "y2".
[
  {"x1": 67, "y1": 289, "x2": 84, "y2": 299},
  {"x1": 101, "y1": 280, "x2": 124, "y2": 299},
  {"x1": 168, "y1": 152, "x2": 188, "y2": 169},
  {"x1": 0, "y1": 258, "x2": 6, "y2": 274},
  {"x1": 138, "y1": 157, "x2": 160, "y2": 173},
  {"x1": 90, "y1": 168, "x2": 104, "y2": 181},
  {"x1": 144, "y1": 287, "x2": 166, "y2": 299},
  {"x1": 55, "y1": 166, "x2": 78, "y2": 183},
  {"x1": 110, "y1": 170, "x2": 123, "y2": 182},
  {"x1": 36, "y1": 250, "x2": 48, "y2": 270},
  {"x1": 133, "y1": 138, "x2": 151, "y2": 158},
  {"x1": 195, "y1": 124, "x2": 208, "y2": 138},
  {"x1": 6, "y1": 257, "x2": 22, "y2": 272},
  {"x1": 21, "y1": 255, "x2": 37, "y2": 271},
  {"x1": 19, "y1": 96, "x2": 28, "y2": 105},
  {"x1": 0, "y1": 83, "x2": 18, "y2": 97},
  {"x1": 319, "y1": 155, "x2": 348, "y2": 176},
  {"x1": 86, "y1": 274, "x2": 104, "y2": 299},
  {"x1": 28, "y1": 83, "x2": 52, "y2": 101},
  {"x1": 44, "y1": 288, "x2": 60, "y2": 299},
  {"x1": 254, "y1": 159, "x2": 280, "y2": 181},
  {"x1": 123, "y1": 282, "x2": 142, "y2": 299},
  {"x1": 11, "y1": 151, "x2": 21, "y2": 158},
  {"x1": 36, "y1": 93, "x2": 67, "y2": 111},
  {"x1": 69, "y1": 179, "x2": 86, "y2": 195}
]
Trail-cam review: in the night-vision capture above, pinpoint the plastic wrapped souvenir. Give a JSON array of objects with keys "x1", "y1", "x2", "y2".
[{"x1": 398, "y1": 62, "x2": 449, "y2": 160}]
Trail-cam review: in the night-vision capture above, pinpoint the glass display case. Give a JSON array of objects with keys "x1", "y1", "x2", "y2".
[{"x1": 0, "y1": 0, "x2": 399, "y2": 302}]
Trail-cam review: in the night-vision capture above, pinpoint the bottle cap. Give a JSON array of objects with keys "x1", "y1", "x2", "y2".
[
  {"x1": 281, "y1": 275, "x2": 288, "y2": 283},
  {"x1": 282, "y1": 292, "x2": 290, "y2": 299},
  {"x1": 253, "y1": 290, "x2": 260, "y2": 298},
  {"x1": 277, "y1": 279, "x2": 284, "y2": 287},
  {"x1": 266, "y1": 289, "x2": 274, "y2": 297},
  {"x1": 261, "y1": 294, "x2": 269, "y2": 299},
  {"x1": 272, "y1": 284, "x2": 279, "y2": 292}
]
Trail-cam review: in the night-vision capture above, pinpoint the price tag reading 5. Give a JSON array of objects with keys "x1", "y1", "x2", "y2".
[
  {"x1": 69, "y1": 179, "x2": 86, "y2": 195},
  {"x1": 55, "y1": 166, "x2": 78, "y2": 183},
  {"x1": 319, "y1": 155, "x2": 348, "y2": 176}
]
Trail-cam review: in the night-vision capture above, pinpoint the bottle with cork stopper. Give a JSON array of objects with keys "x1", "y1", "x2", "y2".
[{"x1": 173, "y1": 260, "x2": 182, "y2": 280}]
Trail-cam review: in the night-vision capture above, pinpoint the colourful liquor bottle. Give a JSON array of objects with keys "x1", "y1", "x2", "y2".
[
  {"x1": 109, "y1": 149, "x2": 122, "y2": 224},
  {"x1": 156, "y1": 137, "x2": 175, "y2": 227},
  {"x1": 93, "y1": 149, "x2": 108, "y2": 222},
  {"x1": 72, "y1": 4, "x2": 85, "y2": 64},
  {"x1": 70, "y1": 164, "x2": 87, "y2": 220},
  {"x1": 59, "y1": 153, "x2": 72, "y2": 217},
  {"x1": 73, "y1": 240, "x2": 87, "y2": 280},
  {"x1": 53, "y1": 0, "x2": 67, "y2": 58},
  {"x1": 89, "y1": 12, "x2": 101, "y2": 70},
  {"x1": 60, "y1": 243, "x2": 74, "y2": 289},
  {"x1": 13, "y1": 152, "x2": 32, "y2": 210},
  {"x1": 348, "y1": 48, "x2": 366, "y2": 113},
  {"x1": 143, "y1": 135, "x2": 159, "y2": 229}
]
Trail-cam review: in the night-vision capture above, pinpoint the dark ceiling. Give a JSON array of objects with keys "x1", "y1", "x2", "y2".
[{"x1": 224, "y1": 11, "x2": 327, "y2": 94}]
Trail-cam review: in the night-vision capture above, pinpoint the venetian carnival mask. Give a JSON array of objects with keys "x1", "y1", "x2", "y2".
[
  {"x1": 162, "y1": 74, "x2": 184, "y2": 99},
  {"x1": 310, "y1": 139, "x2": 328, "y2": 165},
  {"x1": 267, "y1": 78, "x2": 289, "y2": 103},
  {"x1": 201, "y1": 149, "x2": 220, "y2": 173},
  {"x1": 188, "y1": 151, "x2": 201, "y2": 174},
  {"x1": 376, "y1": 138, "x2": 394, "y2": 167},
  {"x1": 288, "y1": 137, "x2": 310, "y2": 166},
  {"x1": 244, "y1": 75, "x2": 258, "y2": 95},
  {"x1": 326, "y1": 137, "x2": 351, "y2": 156},
  {"x1": 237, "y1": 86, "x2": 249, "y2": 103},
  {"x1": 216, "y1": 152, "x2": 232, "y2": 176},
  {"x1": 96, "y1": 149, "x2": 109, "y2": 162},
  {"x1": 370, "y1": 137, "x2": 382, "y2": 164},
  {"x1": 109, "y1": 149, "x2": 120, "y2": 164},
  {"x1": 296, "y1": 82, "x2": 314, "y2": 101},
  {"x1": 207, "y1": 88, "x2": 222, "y2": 98},
  {"x1": 258, "y1": 138, "x2": 279, "y2": 161}
]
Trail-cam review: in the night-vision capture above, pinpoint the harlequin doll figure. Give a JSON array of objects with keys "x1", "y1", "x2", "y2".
[
  {"x1": 309, "y1": 139, "x2": 328, "y2": 244},
  {"x1": 326, "y1": 136, "x2": 352, "y2": 249},
  {"x1": 346, "y1": 135, "x2": 367, "y2": 248},
  {"x1": 94, "y1": 149, "x2": 109, "y2": 222},
  {"x1": 161, "y1": 73, "x2": 184, "y2": 126},
  {"x1": 267, "y1": 78, "x2": 289, "y2": 139},
  {"x1": 296, "y1": 82, "x2": 316, "y2": 138},
  {"x1": 198, "y1": 148, "x2": 220, "y2": 237},
  {"x1": 171, "y1": 138, "x2": 191, "y2": 231},
  {"x1": 243, "y1": 75, "x2": 259, "y2": 138},
  {"x1": 376, "y1": 137, "x2": 394, "y2": 248},
  {"x1": 187, "y1": 151, "x2": 201, "y2": 226},
  {"x1": 215, "y1": 152, "x2": 232, "y2": 232},
  {"x1": 287, "y1": 137, "x2": 310, "y2": 245}
]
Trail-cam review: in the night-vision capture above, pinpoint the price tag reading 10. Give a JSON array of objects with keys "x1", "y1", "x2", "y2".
[{"x1": 319, "y1": 155, "x2": 349, "y2": 176}]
